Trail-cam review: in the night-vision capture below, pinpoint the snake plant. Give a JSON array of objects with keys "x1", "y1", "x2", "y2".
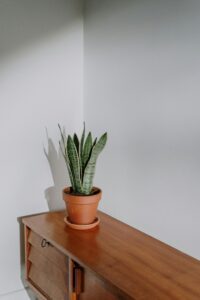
[{"x1": 59, "y1": 123, "x2": 107, "y2": 195}]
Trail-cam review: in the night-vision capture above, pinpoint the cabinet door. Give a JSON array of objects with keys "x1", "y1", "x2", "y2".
[
  {"x1": 69, "y1": 259, "x2": 119, "y2": 300},
  {"x1": 80, "y1": 268, "x2": 119, "y2": 300},
  {"x1": 25, "y1": 227, "x2": 69, "y2": 300}
]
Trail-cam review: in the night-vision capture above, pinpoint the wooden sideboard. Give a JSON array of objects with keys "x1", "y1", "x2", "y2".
[{"x1": 22, "y1": 210, "x2": 200, "y2": 300}]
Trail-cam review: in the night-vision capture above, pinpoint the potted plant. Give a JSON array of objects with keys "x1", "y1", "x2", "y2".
[{"x1": 59, "y1": 123, "x2": 107, "y2": 229}]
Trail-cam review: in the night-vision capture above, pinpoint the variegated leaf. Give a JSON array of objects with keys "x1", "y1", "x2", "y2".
[
  {"x1": 67, "y1": 135, "x2": 82, "y2": 193},
  {"x1": 82, "y1": 132, "x2": 107, "y2": 194}
]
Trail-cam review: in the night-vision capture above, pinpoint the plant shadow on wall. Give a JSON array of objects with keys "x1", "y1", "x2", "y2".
[
  {"x1": 17, "y1": 129, "x2": 68, "y2": 300},
  {"x1": 44, "y1": 128, "x2": 69, "y2": 211}
]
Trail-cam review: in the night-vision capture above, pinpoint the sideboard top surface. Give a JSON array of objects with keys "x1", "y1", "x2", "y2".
[{"x1": 23, "y1": 210, "x2": 200, "y2": 300}]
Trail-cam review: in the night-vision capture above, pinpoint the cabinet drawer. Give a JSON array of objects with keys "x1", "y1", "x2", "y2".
[
  {"x1": 28, "y1": 246, "x2": 68, "y2": 292},
  {"x1": 29, "y1": 264, "x2": 68, "y2": 300},
  {"x1": 28, "y1": 230, "x2": 67, "y2": 272}
]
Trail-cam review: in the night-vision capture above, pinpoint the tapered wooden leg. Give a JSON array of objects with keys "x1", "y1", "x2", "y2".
[
  {"x1": 24, "y1": 225, "x2": 31, "y2": 279},
  {"x1": 69, "y1": 259, "x2": 78, "y2": 300}
]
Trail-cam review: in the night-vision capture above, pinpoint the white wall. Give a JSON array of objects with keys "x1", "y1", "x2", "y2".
[
  {"x1": 1, "y1": 1, "x2": 200, "y2": 298},
  {"x1": 0, "y1": 0, "x2": 83, "y2": 297},
  {"x1": 84, "y1": 0, "x2": 200, "y2": 259}
]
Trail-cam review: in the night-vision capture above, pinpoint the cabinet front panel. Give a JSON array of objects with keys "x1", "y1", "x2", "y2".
[
  {"x1": 28, "y1": 230, "x2": 67, "y2": 272},
  {"x1": 80, "y1": 268, "x2": 118, "y2": 300},
  {"x1": 29, "y1": 264, "x2": 68, "y2": 300},
  {"x1": 29, "y1": 246, "x2": 68, "y2": 292}
]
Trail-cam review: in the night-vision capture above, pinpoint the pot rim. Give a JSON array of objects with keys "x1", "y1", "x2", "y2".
[
  {"x1": 63, "y1": 186, "x2": 102, "y2": 197},
  {"x1": 63, "y1": 186, "x2": 102, "y2": 205}
]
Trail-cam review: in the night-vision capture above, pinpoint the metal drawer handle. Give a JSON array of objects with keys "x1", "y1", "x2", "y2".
[{"x1": 41, "y1": 238, "x2": 50, "y2": 248}]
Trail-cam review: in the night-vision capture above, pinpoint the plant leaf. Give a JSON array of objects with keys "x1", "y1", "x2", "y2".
[
  {"x1": 80, "y1": 122, "x2": 85, "y2": 158},
  {"x1": 58, "y1": 124, "x2": 75, "y2": 189},
  {"x1": 59, "y1": 141, "x2": 75, "y2": 190},
  {"x1": 67, "y1": 135, "x2": 82, "y2": 193},
  {"x1": 58, "y1": 124, "x2": 66, "y2": 153},
  {"x1": 82, "y1": 132, "x2": 93, "y2": 172},
  {"x1": 80, "y1": 122, "x2": 86, "y2": 181},
  {"x1": 73, "y1": 133, "x2": 79, "y2": 153},
  {"x1": 93, "y1": 137, "x2": 97, "y2": 147},
  {"x1": 82, "y1": 132, "x2": 107, "y2": 194}
]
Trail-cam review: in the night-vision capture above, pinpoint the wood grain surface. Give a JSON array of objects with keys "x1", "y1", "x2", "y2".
[
  {"x1": 28, "y1": 246, "x2": 68, "y2": 292},
  {"x1": 29, "y1": 264, "x2": 67, "y2": 300},
  {"x1": 23, "y1": 211, "x2": 200, "y2": 300},
  {"x1": 28, "y1": 230, "x2": 68, "y2": 273}
]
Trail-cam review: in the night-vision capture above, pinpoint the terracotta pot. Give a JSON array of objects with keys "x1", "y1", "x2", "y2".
[{"x1": 63, "y1": 187, "x2": 102, "y2": 225}]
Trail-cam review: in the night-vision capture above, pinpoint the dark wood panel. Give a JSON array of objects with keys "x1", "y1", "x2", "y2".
[
  {"x1": 28, "y1": 230, "x2": 67, "y2": 272},
  {"x1": 28, "y1": 246, "x2": 68, "y2": 292},
  {"x1": 23, "y1": 211, "x2": 200, "y2": 300},
  {"x1": 68, "y1": 259, "x2": 78, "y2": 300},
  {"x1": 24, "y1": 225, "x2": 31, "y2": 280},
  {"x1": 80, "y1": 268, "x2": 118, "y2": 300},
  {"x1": 29, "y1": 264, "x2": 68, "y2": 300}
]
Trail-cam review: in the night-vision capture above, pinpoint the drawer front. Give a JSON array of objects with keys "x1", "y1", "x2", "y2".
[
  {"x1": 27, "y1": 230, "x2": 69, "y2": 299},
  {"x1": 28, "y1": 230, "x2": 67, "y2": 273},
  {"x1": 80, "y1": 268, "x2": 118, "y2": 300},
  {"x1": 28, "y1": 246, "x2": 68, "y2": 292},
  {"x1": 29, "y1": 264, "x2": 68, "y2": 300}
]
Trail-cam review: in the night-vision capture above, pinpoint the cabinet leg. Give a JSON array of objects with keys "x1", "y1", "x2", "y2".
[
  {"x1": 24, "y1": 225, "x2": 31, "y2": 279},
  {"x1": 69, "y1": 258, "x2": 83, "y2": 300},
  {"x1": 69, "y1": 259, "x2": 76, "y2": 300},
  {"x1": 70, "y1": 293, "x2": 78, "y2": 300}
]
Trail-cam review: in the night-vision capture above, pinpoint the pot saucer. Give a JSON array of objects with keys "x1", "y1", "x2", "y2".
[{"x1": 64, "y1": 216, "x2": 100, "y2": 230}]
